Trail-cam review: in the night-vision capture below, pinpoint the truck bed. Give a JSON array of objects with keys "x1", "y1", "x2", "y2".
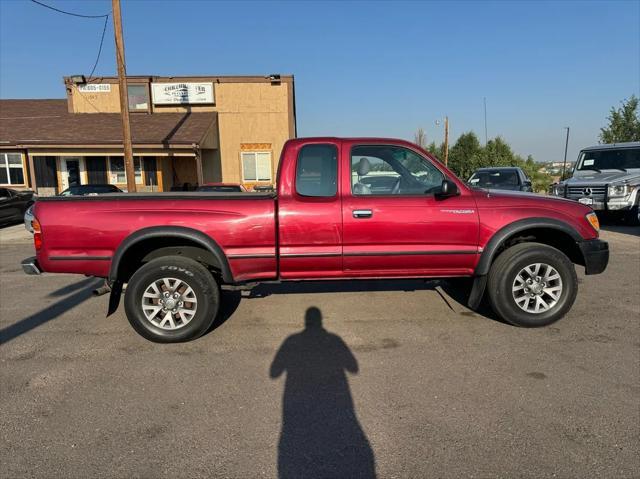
[{"x1": 34, "y1": 192, "x2": 278, "y2": 281}]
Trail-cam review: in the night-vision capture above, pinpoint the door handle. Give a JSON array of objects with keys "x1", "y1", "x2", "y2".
[{"x1": 353, "y1": 209, "x2": 373, "y2": 218}]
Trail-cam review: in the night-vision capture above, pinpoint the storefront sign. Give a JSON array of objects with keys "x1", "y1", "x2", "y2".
[
  {"x1": 77, "y1": 84, "x2": 111, "y2": 93},
  {"x1": 151, "y1": 82, "x2": 214, "y2": 105}
]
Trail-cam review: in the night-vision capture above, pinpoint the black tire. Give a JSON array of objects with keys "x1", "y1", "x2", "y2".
[
  {"x1": 487, "y1": 242, "x2": 578, "y2": 327},
  {"x1": 624, "y1": 204, "x2": 640, "y2": 226},
  {"x1": 124, "y1": 256, "x2": 220, "y2": 343}
]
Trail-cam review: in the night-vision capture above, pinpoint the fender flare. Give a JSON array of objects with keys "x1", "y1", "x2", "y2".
[
  {"x1": 467, "y1": 217, "x2": 583, "y2": 310},
  {"x1": 474, "y1": 217, "x2": 583, "y2": 277},
  {"x1": 108, "y1": 226, "x2": 234, "y2": 283}
]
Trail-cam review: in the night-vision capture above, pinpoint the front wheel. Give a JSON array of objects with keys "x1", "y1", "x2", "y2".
[
  {"x1": 624, "y1": 204, "x2": 640, "y2": 226},
  {"x1": 487, "y1": 242, "x2": 578, "y2": 327},
  {"x1": 124, "y1": 256, "x2": 220, "y2": 343}
]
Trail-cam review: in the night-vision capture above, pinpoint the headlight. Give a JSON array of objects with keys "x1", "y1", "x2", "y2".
[
  {"x1": 551, "y1": 184, "x2": 566, "y2": 196},
  {"x1": 607, "y1": 184, "x2": 634, "y2": 198},
  {"x1": 585, "y1": 212, "x2": 600, "y2": 232}
]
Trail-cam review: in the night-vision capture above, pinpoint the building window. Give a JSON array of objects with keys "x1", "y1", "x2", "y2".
[
  {"x1": 241, "y1": 151, "x2": 272, "y2": 182},
  {"x1": 128, "y1": 84, "x2": 149, "y2": 111},
  {"x1": 0, "y1": 153, "x2": 25, "y2": 185},
  {"x1": 109, "y1": 157, "x2": 143, "y2": 184}
]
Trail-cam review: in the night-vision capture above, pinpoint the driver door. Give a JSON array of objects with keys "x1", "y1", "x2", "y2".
[{"x1": 341, "y1": 142, "x2": 480, "y2": 277}]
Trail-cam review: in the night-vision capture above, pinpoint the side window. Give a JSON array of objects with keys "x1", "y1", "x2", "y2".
[
  {"x1": 296, "y1": 144, "x2": 338, "y2": 197},
  {"x1": 351, "y1": 145, "x2": 443, "y2": 195}
]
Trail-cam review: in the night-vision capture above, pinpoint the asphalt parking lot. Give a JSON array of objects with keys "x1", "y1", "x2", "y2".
[{"x1": 1, "y1": 223, "x2": 638, "y2": 478}]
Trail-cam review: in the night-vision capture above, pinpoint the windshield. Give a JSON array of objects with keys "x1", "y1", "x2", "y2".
[
  {"x1": 469, "y1": 170, "x2": 520, "y2": 187},
  {"x1": 576, "y1": 147, "x2": 640, "y2": 171}
]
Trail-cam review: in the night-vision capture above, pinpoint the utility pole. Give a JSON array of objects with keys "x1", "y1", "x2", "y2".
[
  {"x1": 112, "y1": 0, "x2": 136, "y2": 192},
  {"x1": 483, "y1": 97, "x2": 488, "y2": 146},
  {"x1": 443, "y1": 116, "x2": 449, "y2": 167},
  {"x1": 561, "y1": 126, "x2": 570, "y2": 180}
]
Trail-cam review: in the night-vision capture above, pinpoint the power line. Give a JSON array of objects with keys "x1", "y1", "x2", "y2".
[
  {"x1": 88, "y1": 15, "x2": 109, "y2": 79},
  {"x1": 30, "y1": 0, "x2": 108, "y2": 19},
  {"x1": 29, "y1": 0, "x2": 111, "y2": 79}
]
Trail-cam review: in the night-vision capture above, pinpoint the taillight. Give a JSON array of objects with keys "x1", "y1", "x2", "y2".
[{"x1": 32, "y1": 218, "x2": 42, "y2": 251}]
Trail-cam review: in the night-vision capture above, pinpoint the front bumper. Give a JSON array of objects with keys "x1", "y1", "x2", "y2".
[
  {"x1": 21, "y1": 256, "x2": 41, "y2": 275},
  {"x1": 583, "y1": 201, "x2": 634, "y2": 211},
  {"x1": 579, "y1": 239, "x2": 609, "y2": 275}
]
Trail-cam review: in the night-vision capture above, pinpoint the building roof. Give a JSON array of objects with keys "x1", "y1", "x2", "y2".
[{"x1": 0, "y1": 99, "x2": 216, "y2": 148}]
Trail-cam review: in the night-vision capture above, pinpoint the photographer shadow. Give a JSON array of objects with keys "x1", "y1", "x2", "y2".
[{"x1": 270, "y1": 307, "x2": 376, "y2": 478}]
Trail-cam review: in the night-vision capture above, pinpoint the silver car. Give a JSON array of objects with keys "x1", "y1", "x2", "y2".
[
  {"x1": 24, "y1": 204, "x2": 35, "y2": 233},
  {"x1": 550, "y1": 142, "x2": 640, "y2": 225}
]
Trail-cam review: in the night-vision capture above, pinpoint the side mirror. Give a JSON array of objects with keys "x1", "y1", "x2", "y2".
[{"x1": 435, "y1": 179, "x2": 459, "y2": 198}]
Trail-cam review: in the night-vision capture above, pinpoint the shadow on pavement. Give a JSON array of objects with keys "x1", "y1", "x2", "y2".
[
  {"x1": 248, "y1": 277, "x2": 502, "y2": 322},
  {"x1": 203, "y1": 290, "x2": 242, "y2": 336},
  {"x1": 0, "y1": 220, "x2": 23, "y2": 229},
  {"x1": 48, "y1": 277, "x2": 101, "y2": 297},
  {"x1": 250, "y1": 277, "x2": 459, "y2": 297},
  {"x1": 0, "y1": 277, "x2": 103, "y2": 345},
  {"x1": 270, "y1": 307, "x2": 376, "y2": 478}
]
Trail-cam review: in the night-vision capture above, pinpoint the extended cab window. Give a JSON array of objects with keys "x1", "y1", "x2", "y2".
[
  {"x1": 351, "y1": 145, "x2": 443, "y2": 195},
  {"x1": 296, "y1": 144, "x2": 338, "y2": 197}
]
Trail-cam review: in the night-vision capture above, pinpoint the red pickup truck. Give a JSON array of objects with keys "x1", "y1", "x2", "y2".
[{"x1": 22, "y1": 138, "x2": 609, "y2": 342}]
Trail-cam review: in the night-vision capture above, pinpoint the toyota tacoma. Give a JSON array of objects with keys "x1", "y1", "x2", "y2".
[{"x1": 22, "y1": 138, "x2": 609, "y2": 342}]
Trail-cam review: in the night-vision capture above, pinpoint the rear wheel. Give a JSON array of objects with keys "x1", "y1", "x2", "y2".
[
  {"x1": 124, "y1": 256, "x2": 219, "y2": 343},
  {"x1": 487, "y1": 242, "x2": 577, "y2": 327}
]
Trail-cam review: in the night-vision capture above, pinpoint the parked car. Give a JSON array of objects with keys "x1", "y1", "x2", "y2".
[
  {"x1": 22, "y1": 137, "x2": 608, "y2": 342},
  {"x1": 25, "y1": 184, "x2": 122, "y2": 232},
  {"x1": 24, "y1": 204, "x2": 35, "y2": 233},
  {"x1": 0, "y1": 187, "x2": 35, "y2": 227},
  {"x1": 197, "y1": 183, "x2": 247, "y2": 193},
  {"x1": 59, "y1": 184, "x2": 123, "y2": 196},
  {"x1": 549, "y1": 142, "x2": 640, "y2": 225},
  {"x1": 468, "y1": 167, "x2": 533, "y2": 192}
]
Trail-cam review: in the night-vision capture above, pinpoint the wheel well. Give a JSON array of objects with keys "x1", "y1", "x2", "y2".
[
  {"x1": 497, "y1": 228, "x2": 584, "y2": 266},
  {"x1": 115, "y1": 238, "x2": 222, "y2": 283}
]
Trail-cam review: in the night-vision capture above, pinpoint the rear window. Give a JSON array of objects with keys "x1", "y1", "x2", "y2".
[{"x1": 296, "y1": 144, "x2": 338, "y2": 197}]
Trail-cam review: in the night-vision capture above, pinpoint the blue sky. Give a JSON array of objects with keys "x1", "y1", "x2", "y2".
[{"x1": 1, "y1": 0, "x2": 639, "y2": 163}]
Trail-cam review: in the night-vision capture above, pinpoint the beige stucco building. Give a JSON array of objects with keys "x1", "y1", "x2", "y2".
[{"x1": 0, "y1": 74, "x2": 296, "y2": 194}]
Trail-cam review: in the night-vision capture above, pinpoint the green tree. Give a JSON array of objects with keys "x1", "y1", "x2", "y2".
[
  {"x1": 521, "y1": 154, "x2": 551, "y2": 193},
  {"x1": 425, "y1": 141, "x2": 444, "y2": 163},
  {"x1": 485, "y1": 136, "x2": 516, "y2": 167},
  {"x1": 448, "y1": 131, "x2": 483, "y2": 179},
  {"x1": 599, "y1": 95, "x2": 640, "y2": 143}
]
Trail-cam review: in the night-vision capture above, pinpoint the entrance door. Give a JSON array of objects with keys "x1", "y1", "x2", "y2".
[
  {"x1": 341, "y1": 142, "x2": 480, "y2": 277},
  {"x1": 60, "y1": 157, "x2": 85, "y2": 191}
]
